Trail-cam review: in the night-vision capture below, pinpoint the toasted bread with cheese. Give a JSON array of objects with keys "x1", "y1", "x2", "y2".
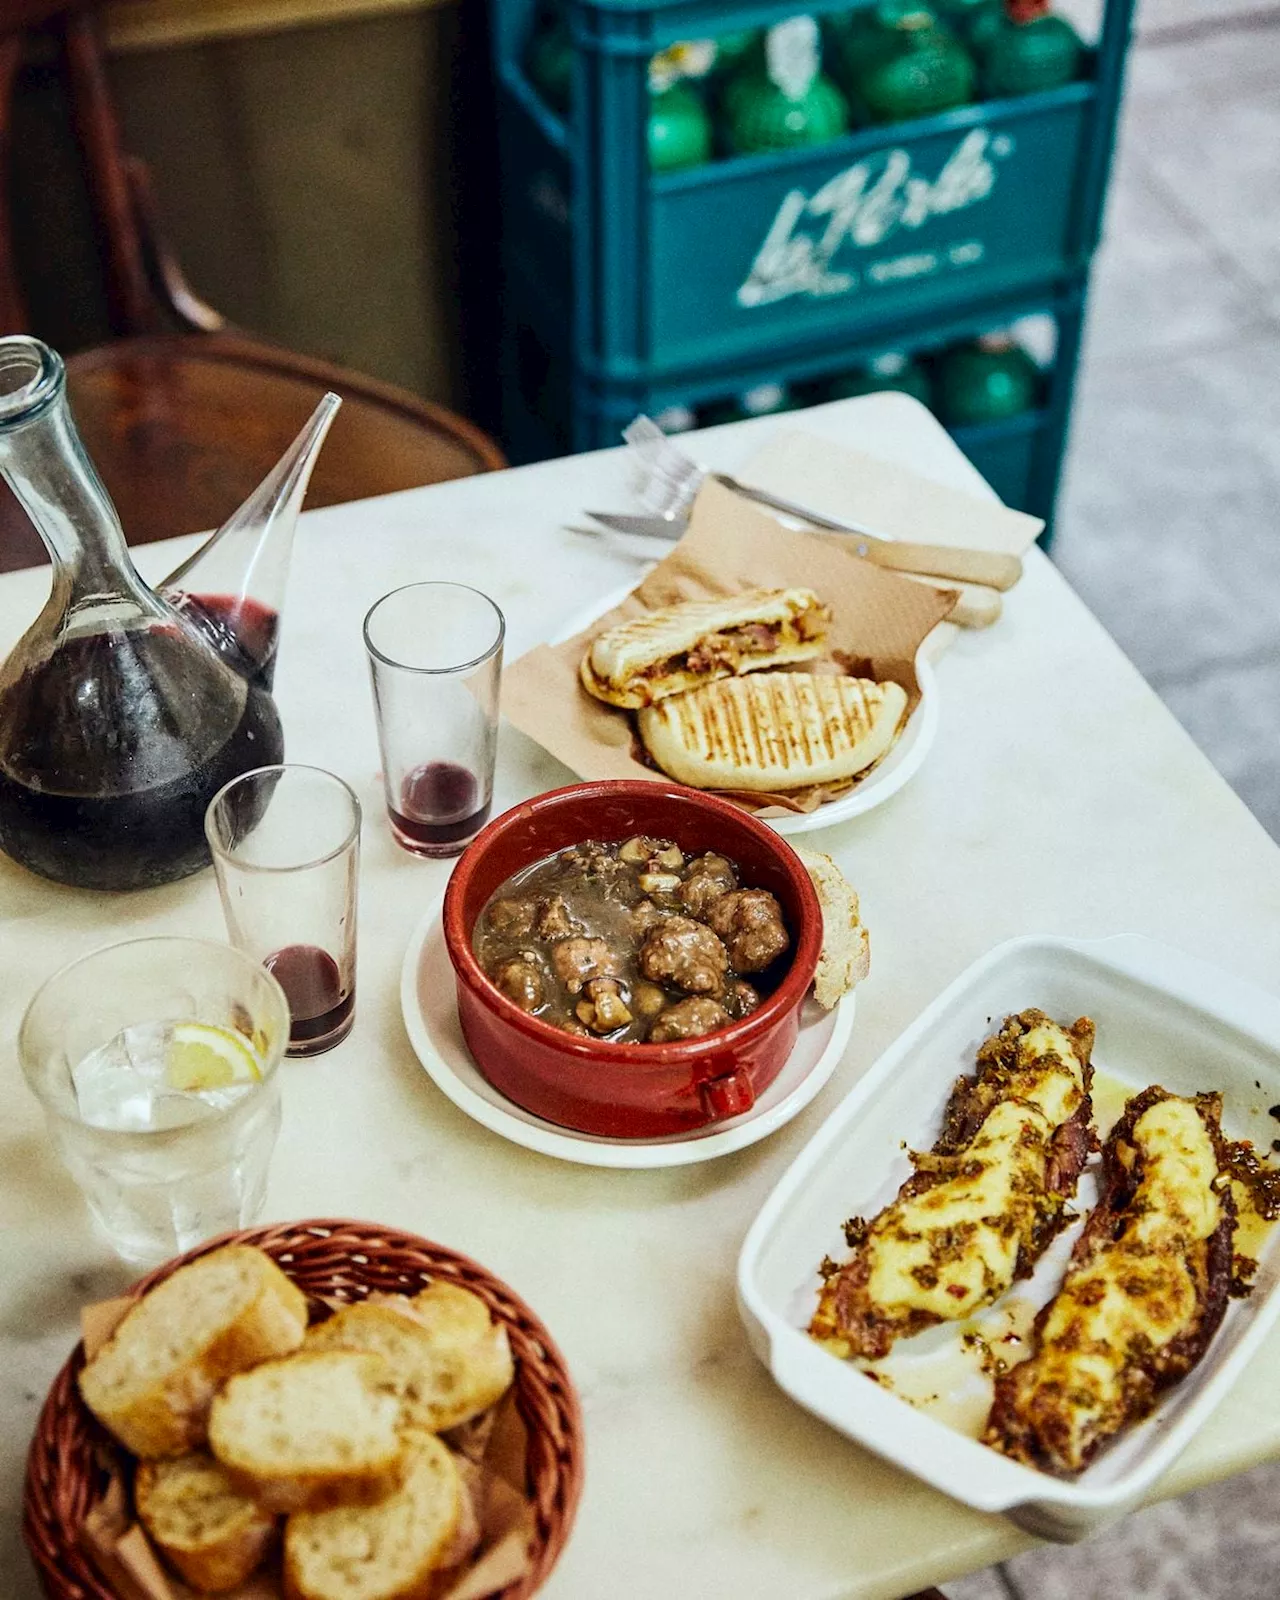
[
  {"x1": 283, "y1": 1430, "x2": 461, "y2": 1600},
  {"x1": 304, "y1": 1286, "x2": 513, "y2": 1433},
  {"x1": 580, "y1": 587, "x2": 828, "y2": 709},
  {"x1": 135, "y1": 1451, "x2": 277, "y2": 1593},
  {"x1": 637, "y1": 671, "x2": 908, "y2": 792},
  {"x1": 208, "y1": 1350, "x2": 405, "y2": 1513},
  {"x1": 78, "y1": 1245, "x2": 308, "y2": 1458}
]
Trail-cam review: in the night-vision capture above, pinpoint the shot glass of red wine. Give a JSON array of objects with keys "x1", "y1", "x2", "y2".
[
  {"x1": 205, "y1": 765, "x2": 361, "y2": 1057},
  {"x1": 363, "y1": 582, "x2": 505, "y2": 859}
]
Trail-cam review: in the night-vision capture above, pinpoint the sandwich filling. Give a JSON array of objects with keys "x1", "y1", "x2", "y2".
[
  {"x1": 674, "y1": 613, "x2": 825, "y2": 678},
  {"x1": 582, "y1": 587, "x2": 830, "y2": 708}
]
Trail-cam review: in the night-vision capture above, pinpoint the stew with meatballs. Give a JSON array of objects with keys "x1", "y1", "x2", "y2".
[{"x1": 472, "y1": 836, "x2": 792, "y2": 1044}]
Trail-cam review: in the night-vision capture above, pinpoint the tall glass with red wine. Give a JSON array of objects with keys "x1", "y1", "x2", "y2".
[
  {"x1": 363, "y1": 582, "x2": 505, "y2": 859},
  {"x1": 206, "y1": 765, "x2": 361, "y2": 1057}
]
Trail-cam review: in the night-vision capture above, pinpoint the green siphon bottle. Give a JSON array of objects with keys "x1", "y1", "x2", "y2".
[
  {"x1": 831, "y1": 0, "x2": 975, "y2": 124},
  {"x1": 525, "y1": 9, "x2": 573, "y2": 116},
  {"x1": 700, "y1": 382, "x2": 797, "y2": 426},
  {"x1": 979, "y1": 1, "x2": 1083, "y2": 97},
  {"x1": 648, "y1": 48, "x2": 714, "y2": 172},
  {"x1": 827, "y1": 351, "x2": 934, "y2": 406},
  {"x1": 934, "y1": 334, "x2": 1040, "y2": 426},
  {"x1": 724, "y1": 17, "x2": 849, "y2": 155}
]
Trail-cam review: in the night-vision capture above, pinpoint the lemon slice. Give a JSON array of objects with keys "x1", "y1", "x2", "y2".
[{"x1": 165, "y1": 1022, "x2": 262, "y2": 1092}]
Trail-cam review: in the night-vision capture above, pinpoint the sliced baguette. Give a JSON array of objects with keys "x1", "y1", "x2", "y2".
[
  {"x1": 79, "y1": 1244, "x2": 308, "y2": 1457},
  {"x1": 134, "y1": 1451, "x2": 277, "y2": 1593},
  {"x1": 792, "y1": 845, "x2": 870, "y2": 1008},
  {"x1": 305, "y1": 1285, "x2": 513, "y2": 1432},
  {"x1": 283, "y1": 1430, "x2": 462, "y2": 1600},
  {"x1": 208, "y1": 1350, "x2": 405, "y2": 1513}
]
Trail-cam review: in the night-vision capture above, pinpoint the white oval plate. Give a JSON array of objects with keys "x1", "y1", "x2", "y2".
[
  {"x1": 550, "y1": 580, "x2": 937, "y2": 835},
  {"x1": 400, "y1": 893, "x2": 856, "y2": 1169}
]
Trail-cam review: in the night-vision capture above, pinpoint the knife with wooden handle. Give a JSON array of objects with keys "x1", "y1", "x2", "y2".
[{"x1": 708, "y1": 473, "x2": 1024, "y2": 591}]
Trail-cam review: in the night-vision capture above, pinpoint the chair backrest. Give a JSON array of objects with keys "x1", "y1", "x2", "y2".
[{"x1": 1, "y1": 0, "x2": 161, "y2": 337}]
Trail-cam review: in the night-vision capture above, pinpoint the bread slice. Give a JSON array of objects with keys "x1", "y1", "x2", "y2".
[
  {"x1": 135, "y1": 1451, "x2": 277, "y2": 1593},
  {"x1": 580, "y1": 587, "x2": 827, "y2": 709},
  {"x1": 283, "y1": 1430, "x2": 462, "y2": 1600},
  {"x1": 637, "y1": 672, "x2": 909, "y2": 792},
  {"x1": 79, "y1": 1245, "x2": 308, "y2": 1458},
  {"x1": 305, "y1": 1284, "x2": 514, "y2": 1432},
  {"x1": 208, "y1": 1350, "x2": 405, "y2": 1512},
  {"x1": 793, "y1": 846, "x2": 870, "y2": 1008}
]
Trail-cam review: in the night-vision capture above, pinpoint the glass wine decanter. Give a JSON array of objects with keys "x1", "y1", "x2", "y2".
[{"x1": 0, "y1": 336, "x2": 292, "y2": 891}]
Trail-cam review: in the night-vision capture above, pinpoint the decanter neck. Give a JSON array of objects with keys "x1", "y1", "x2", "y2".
[{"x1": 0, "y1": 338, "x2": 159, "y2": 617}]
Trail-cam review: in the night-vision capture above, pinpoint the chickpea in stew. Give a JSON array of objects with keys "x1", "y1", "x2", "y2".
[{"x1": 472, "y1": 836, "x2": 792, "y2": 1043}]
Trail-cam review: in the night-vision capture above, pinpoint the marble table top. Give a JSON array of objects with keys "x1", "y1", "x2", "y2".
[{"x1": 4, "y1": 397, "x2": 1280, "y2": 1600}]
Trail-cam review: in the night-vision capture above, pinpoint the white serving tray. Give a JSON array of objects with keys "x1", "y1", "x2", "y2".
[{"x1": 737, "y1": 934, "x2": 1280, "y2": 1542}]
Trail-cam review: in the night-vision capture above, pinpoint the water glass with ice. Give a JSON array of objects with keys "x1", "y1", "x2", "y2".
[{"x1": 18, "y1": 937, "x2": 290, "y2": 1267}]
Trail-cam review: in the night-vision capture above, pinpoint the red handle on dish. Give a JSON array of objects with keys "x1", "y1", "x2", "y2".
[{"x1": 699, "y1": 1068, "x2": 755, "y2": 1121}]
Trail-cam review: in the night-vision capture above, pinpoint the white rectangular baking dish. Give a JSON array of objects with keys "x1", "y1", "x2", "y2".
[{"x1": 737, "y1": 934, "x2": 1280, "y2": 1541}]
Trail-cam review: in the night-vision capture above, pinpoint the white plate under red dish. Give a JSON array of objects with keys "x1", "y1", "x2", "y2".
[
  {"x1": 550, "y1": 580, "x2": 937, "y2": 836},
  {"x1": 400, "y1": 893, "x2": 856, "y2": 1170}
]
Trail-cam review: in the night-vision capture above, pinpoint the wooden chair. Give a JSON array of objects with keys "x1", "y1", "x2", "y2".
[{"x1": 0, "y1": 0, "x2": 505, "y2": 573}]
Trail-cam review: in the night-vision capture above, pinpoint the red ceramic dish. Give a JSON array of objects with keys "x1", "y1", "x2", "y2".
[{"x1": 442, "y1": 780, "x2": 823, "y2": 1138}]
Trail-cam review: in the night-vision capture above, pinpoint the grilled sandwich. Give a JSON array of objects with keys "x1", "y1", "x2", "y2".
[
  {"x1": 984, "y1": 1086, "x2": 1236, "y2": 1475},
  {"x1": 810, "y1": 1011, "x2": 1096, "y2": 1361},
  {"x1": 637, "y1": 671, "x2": 908, "y2": 792},
  {"x1": 580, "y1": 587, "x2": 829, "y2": 709}
]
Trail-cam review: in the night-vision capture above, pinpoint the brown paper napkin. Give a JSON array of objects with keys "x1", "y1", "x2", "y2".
[
  {"x1": 741, "y1": 430, "x2": 1044, "y2": 555},
  {"x1": 76, "y1": 1294, "x2": 536, "y2": 1600},
  {"x1": 503, "y1": 476, "x2": 957, "y2": 815}
]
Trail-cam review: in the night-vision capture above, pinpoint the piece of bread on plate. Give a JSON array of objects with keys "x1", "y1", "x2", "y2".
[
  {"x1": 305, "y1": 1283, "x2": 514, "y2": 1432},
  {"x1": 208, "y1": 1349, "x2": 404, "y2": 1512},
  {"x1": 637, "y1": 671, "x2": 908, "y2": 792},
  {"x1": 580, "y1": 587, "x2": 829, "y2": 709},
  {"x1": 78, "y1": 1244, "x2": 308, "y2": 1458},
  {"x1": 792, "y1": 846, "x2": 870, "y2": 1008},
  {"x1": 283, "y1": 1430, "x2": 462, "y2": 1600},
  {"x1": 134, "y1": 1450, "x2": 278, "y2": 1593}
]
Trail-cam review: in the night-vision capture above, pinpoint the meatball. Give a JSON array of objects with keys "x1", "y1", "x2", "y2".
[
  {"x1": 639, "y1": 915, "x2": 729, "y2": 996},
  {"x1": 533, "y1": 894, "x2": 580, "y2": 939},
  {"x1": 723, "y1": 978, "x2": 761, "y2": 1020},
  {"x1": 486, "y1": 898, "x2": 536, "y2": 938},
  {"x1": 551, "y1": 937, "x2": 621, "y2": 994},
  {"x1": 705, "y1": 889, "x2": 790, "y2": 973},
  {"x1": 678, "y1": 853, "x2": 738, "y2": 918},
  {"x1": 493, "y1": 956, "x2": 543, "y2": 1012},
  {"x1": 575, "y1": 978, "x2": 633, "y2": 1034},
  {"x1": 649, "y1": 996, "x2": 731, "y2": 1043},
  {"x1": 629, "y1": 899, "x2": 667, "y2": 938}
]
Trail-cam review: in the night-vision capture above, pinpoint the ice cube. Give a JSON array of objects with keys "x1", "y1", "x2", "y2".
[{"x1": 72, "y1": 1023, "x2": 251, "y2": 1131}]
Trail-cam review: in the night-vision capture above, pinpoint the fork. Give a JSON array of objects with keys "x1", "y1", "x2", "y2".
[{"x1": 606, "y1": 417, "x2": 1024, "y2": 593}]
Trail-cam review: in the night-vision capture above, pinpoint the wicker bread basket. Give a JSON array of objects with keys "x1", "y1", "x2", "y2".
[{"x1": 23, "y1": 1218, "x2": 584, "y2": 1600}]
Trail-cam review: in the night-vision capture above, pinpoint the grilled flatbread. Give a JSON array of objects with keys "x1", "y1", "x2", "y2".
[
  {"x1": 637, "y1": 671, "x2": 908, "y2": 792},
  {"x1": 580, "y1": 587, "x2": 829, "y2": 709}
]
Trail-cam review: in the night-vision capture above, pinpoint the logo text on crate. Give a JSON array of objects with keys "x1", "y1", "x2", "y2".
[{"x1": 737, "y1": 129, "x2": 1013, "y2": 308}]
